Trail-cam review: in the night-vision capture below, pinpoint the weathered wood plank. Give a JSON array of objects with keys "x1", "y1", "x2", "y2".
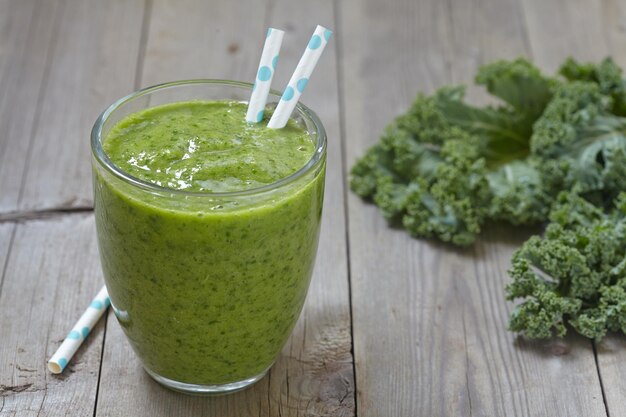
[
  {"x1": 446, "y1": 0, "x2": 529, "y2": 81},
  {"x1": 339, "y1": 1, "x2": 467, "y2": 414},
  {"x1": 602, "y1": 0, "x2": 626, "y2": 68},
  {"x1": 95, "y1": 0, "x2": 353, "y2": 416},
  {"x1": 520, "y1": 1, "x2": 626, "y2": 416},
  {"x1": 449, "y1": 0, "x2": 606, "y2": 415},
  {"x1": 595, "y1": 335, "x2": 626, "y2": 417},
  {"x1": 0, "y1": 224, "x2": 14, "y2": 289},
  {"x1": 341, "y1": 0, "x2": 608, "y2": 415},
  {"x1": 0, "y1": 0, "x2": 59, "y2": 214},
  {"x1": 17, "y1": 0, "x2": 145, "y2": 212},
  {"x1": 467, "y1": 227, "x2": 605, "y2": 416},
  {"x1": 138, "y1": 0, "x2": 263, "y2": 87},
  {"x1": 0, "y1": 1, "x2": 146, "y2": 415},
  {"x1": 593, "y1": 1, "x2": 626, "y2": 416},
  {"x1": 520, "y1": 0, "x2": 609, "y2": 71},
  {"x1": 0, "y1": 215, "x2": 105, "y2": 417}
]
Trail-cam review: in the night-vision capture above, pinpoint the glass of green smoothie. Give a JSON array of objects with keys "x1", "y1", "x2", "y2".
[{"x1": 90, "y1": 80, "x2": 326, "y2": 395}]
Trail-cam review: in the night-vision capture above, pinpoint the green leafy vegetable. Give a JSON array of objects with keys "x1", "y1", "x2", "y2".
[
  {"x1": 350, "y1": 58, "x2": 557, "y2": 244},
  {"x1": 506, "y1": 192, "x2": 626, "y2": 339},
  {"x1": 559, "y1": 57, "x2": 626, "y2": 116},
  {"x1": 531, "y1": 80, "x2": 626, "y2": 207},
  {"x1": 350, "y1": 57, "x2": 626, "y2": 339}
]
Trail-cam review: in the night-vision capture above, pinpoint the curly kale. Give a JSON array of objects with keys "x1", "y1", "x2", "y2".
[
  {"x1": 506, "y1": 192, "x2": 626, "y2": 339},
  {"x1": 531, "y1": 80, "x2": 626, "y2": 208},
  {"x1": 351, "y1": 58, "x2": 557, "y2": 244},
  {"x1": 559, "y1": 57, "x2": 626, "y2": 116},
  {"x1": 351, "y1": 89, "x2": 492, "y2": 245},
  {"x1": 351, "y1": 57, "x2": 626, "y2": 340}
]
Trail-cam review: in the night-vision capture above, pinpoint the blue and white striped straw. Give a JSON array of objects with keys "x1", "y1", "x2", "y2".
[
  {"x1": 246, "y1": 27, "x2": 285, "y2": 123},
  {"x1": 268, "y1": 25, "x2": 332, "y2": 129},
  {"x1": 48, "y1": 285, "x2": 110, "y2": 374}
]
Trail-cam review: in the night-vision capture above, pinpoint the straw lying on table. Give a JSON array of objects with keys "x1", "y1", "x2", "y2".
[
  {"x1": 246, "y1": 28, "x2": 285, "y2": 123},
  {"x1": 268, "y1": 25, "x2": 332, "y2": 129},
  {"x1": 48, "y1": 285, "x2": 110, "y2": 374}
]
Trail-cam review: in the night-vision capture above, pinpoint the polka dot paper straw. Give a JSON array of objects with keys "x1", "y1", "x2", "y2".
[
  {"x1": 267, "y1": 25, "x2": 332, "y2": 129},
  {"x1": 48, "y1": 285, "x2": 110, "y2": 374},
  {"x1": 246, "y1": 27, "x2": 285, "y2": 123}
]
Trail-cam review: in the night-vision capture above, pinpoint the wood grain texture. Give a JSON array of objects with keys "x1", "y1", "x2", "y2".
[
  {"x1": 602, "y1": 0, "x2": 626, "y2": 67},
  {"x1": 521, "y1": 1, "x2": 626, "y2": 416},
  {"x1": 95, "y1": 0, "x2": 354, "y2": 415},
  {"x1": 340, "y1": 0, "x2": 607, "y2": 415},
  {"x1": 17, "y1": 0, "x2": 145, "y2": 212},
  {"x1": 593, "y1": 1, "x2": 626, "y2": 416},
  {"x1": 595, "y1": 335, "x2": 626, "y2": 417},
  {"x1": 138, "y1": 0, "x2": 264, "y2": 87},
  {"x1": 0, "y1": 224, "x2": 14, "y2": 290},
  {"x1": 448, "y1": 1, "x2": 606, "y2": 416},
  {"x1": 520, "y1": 0, "x2": 609, "y2": 71},
  {"x1": 0, "y1": 0, "x2": 59, "y2": 214},
  {"x1": 1, "y1": 0, "x2": 624, "y2": 415},
  {"x1": 467, "y1": 227, "x2": 605, "y2": 416},
  {"x1": 0, "y1": 215, "x2": 105, "y2": 416},
  {"x1": 340, "y1": 1, "x2": 466, "y2": 414},
  {"x1": 445, "y1": 0, "x2": 529, "y2": 80}
]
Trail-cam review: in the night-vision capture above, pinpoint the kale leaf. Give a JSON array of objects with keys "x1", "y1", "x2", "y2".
[
  {"x1": 350, "y1": 57, "x2": 626, "y2": 340},
  {"x1": 506, "y1": 192, "x2": 626, "y2": 339},
  {"x1": 350, "y1": 58, "x2": 556, "y2": 244}
]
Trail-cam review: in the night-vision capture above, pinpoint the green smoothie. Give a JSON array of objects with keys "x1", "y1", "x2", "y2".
[{"x1": 93, "y1": 100, "x2": 325, "y2": 386}]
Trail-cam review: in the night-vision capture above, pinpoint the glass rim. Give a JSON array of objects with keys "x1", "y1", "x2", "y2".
[{"x1": 90, "y1": 79, "x2": 327, "y2": 198}]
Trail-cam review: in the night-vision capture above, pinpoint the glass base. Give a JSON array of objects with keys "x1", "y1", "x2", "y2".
[{"x1": 144, "y1": 366, "x2": 270, "y2": 395}]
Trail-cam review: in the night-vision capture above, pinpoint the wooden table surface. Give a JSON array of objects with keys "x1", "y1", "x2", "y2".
[{"x1": 2, "y1": 0, "x2": 626, "y2": 415}]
